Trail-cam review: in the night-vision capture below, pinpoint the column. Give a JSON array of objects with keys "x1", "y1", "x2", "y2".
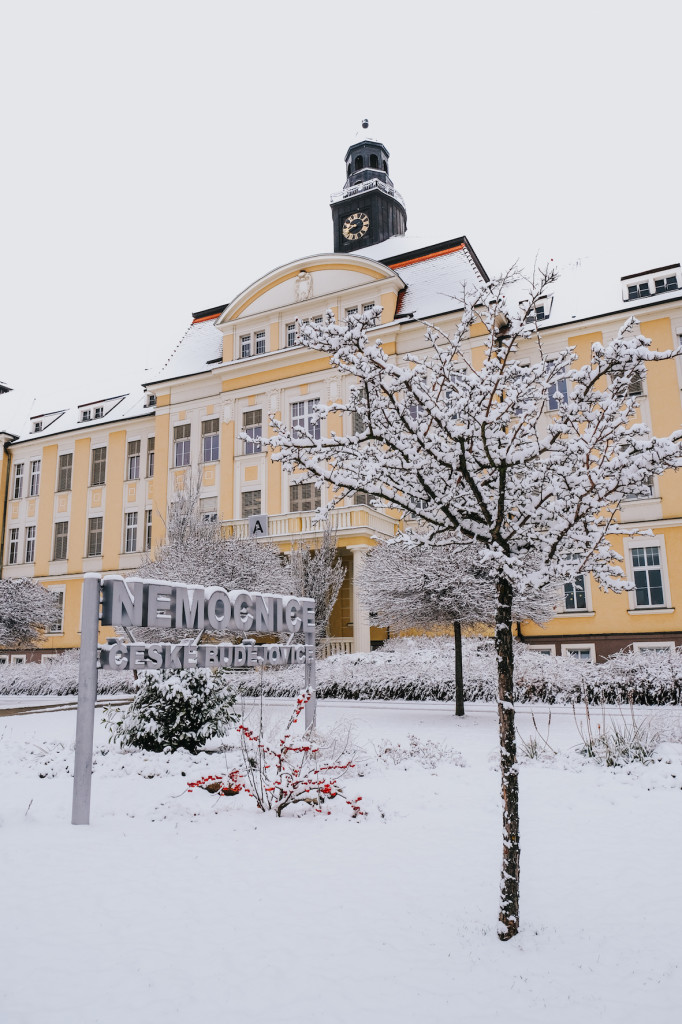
[{"x1": 348, "y1": 544, "x2": 371, "y2": 654}]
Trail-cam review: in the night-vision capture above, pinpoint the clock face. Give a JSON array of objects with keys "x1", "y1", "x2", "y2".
[{"x1": 342, "y1": 211, "x2": 370, "y2": 241}]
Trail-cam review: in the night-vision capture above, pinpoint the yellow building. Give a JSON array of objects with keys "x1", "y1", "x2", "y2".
[{"x1": 1, "y1": 131, "x2": 682, "y2": 663}]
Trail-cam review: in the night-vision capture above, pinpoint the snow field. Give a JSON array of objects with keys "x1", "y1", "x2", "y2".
[{"x1": 1, "y1": 701, "x2": 681, "y2": 1024}]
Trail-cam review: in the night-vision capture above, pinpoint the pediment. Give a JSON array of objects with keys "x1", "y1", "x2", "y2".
[{"x1": 218, "y1": 254, "x2": 403, "y2": 324}]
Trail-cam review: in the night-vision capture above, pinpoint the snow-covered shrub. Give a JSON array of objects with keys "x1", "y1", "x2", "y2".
[
  {"x1": 235, "y1": 690, "x2": 363, "y2": 816},
  {"x1": 375, "y1": 734, "x2": 466, "y2": 769},
  {"x1": 0, "y1": 650, "x2": 135, "y2": 696},
  {"x1": 109, "y1": 668, "x2": 238, "y2": 754}
]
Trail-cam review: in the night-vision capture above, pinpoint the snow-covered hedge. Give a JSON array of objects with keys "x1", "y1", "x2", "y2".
[
  {"x1": 0, "y1": 650, "x2": 134, "y2": 697},
  {"x1": 1, "y1": 637, "x2": 681, "y2": 704},
  {"x1": 235, "y1": 637, "x2": 682, "y2": 705}
]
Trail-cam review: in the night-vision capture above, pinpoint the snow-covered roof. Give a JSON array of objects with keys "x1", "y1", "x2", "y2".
[
  {"x1": 8, "y1": 387, "x2": 153, "y2": 444},
  {"x1": 511, "y1": 252, "x2": 682, "y2": 331},
  {"x1": 148, "y1": 316, "x2": 224, "y2": 384}
]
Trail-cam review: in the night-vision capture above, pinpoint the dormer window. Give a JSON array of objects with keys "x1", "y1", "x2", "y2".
[
  {"x1": 94, "y1": 406, "x2": 104, "y2": 418},
  {"x1": 655, "y1": 275, "x2": 678, "y2": 294},
  {"x1": 81, "y1": 409, "x2": 91, "y2": 421},
  {"x1": 627, "y1": 282, "x2": 650, "y2": 301},
  {"x1": 623, "y1": 264, "x2": 680, "y2": 302},
  {"x1": 145, "y1": 393, "x2": 157, "y2": 407},
  {"x1": 33, "y1": 420, "x2": 43, "y2": 433},
  {"x1": 522, "y1": 295, "x2": 553, "y2": 323}
]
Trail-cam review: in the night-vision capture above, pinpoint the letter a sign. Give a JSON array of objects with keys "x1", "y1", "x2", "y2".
[{"x1": 248, "y1": 514, "x2": 268, "y2": 537}]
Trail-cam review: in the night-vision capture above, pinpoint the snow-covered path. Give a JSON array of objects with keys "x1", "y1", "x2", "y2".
[{"x1": 1, "y1": 702, "x2": 680, "y2": 1023}]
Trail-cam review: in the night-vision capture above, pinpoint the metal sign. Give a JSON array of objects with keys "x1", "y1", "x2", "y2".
[
  {"x1": 72, "y1": 574, "x2": 316, "y2": 825},
  {"x1": 248, "y1": 514, "x2": 268, "y2": 537}
]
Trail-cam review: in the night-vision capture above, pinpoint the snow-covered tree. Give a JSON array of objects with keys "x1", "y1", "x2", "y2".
[
  {"x1": 0, "y1": 578, "x2": 61, "y2": 649},
  {"x1": 269, "y1": 267, "x2": 682, "y2": 939},
  {"x1": 288, "y1": 521, "x2": 346, "y2": 648},
  {"x1": 359, "y1": 540, "x2": 555, "y2": 715},
  {"x1": 139, "y1": 481, "x2": 293, "y2": 596}
]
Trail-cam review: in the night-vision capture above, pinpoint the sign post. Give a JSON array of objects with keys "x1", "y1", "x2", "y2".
[
  {"x1": 70, "y1": 575, "x2": 317, "y2": 824},
  {"x1": 71, "y1": 574, "x2": 102, "y2": 825}
]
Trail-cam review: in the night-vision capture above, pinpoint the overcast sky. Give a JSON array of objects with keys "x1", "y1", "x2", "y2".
[{"x1": 2, "y1": 0, "x2": 680, "y2": 423}]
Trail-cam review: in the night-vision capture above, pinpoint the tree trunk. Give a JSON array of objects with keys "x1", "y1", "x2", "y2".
[
  {"x1": 495, "y1": 576, "x2": 520, "y2": 940},
  {"x1": 453, "y1": 620, "x2": 464, "y2": 716}
]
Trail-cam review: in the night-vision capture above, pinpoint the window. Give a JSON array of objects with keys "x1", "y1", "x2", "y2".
[
  {"x1": 32, "y1": 421, "x2": 43, "y2": 433},
  {"x1": 10, "y1": 655, "x2": 26, "y2": 665},
  {"x1": 286, "y1": 323, "x2": 297, "y2": 347},
  {"x1": 627, "y1": 282, "x2": 651, "y2": 300},
  {"x1": 202, "y1": 418, "x2": 220, "y2": 462},
  {"x1": 406, "y1": 401, "x2": 425, "y2": 422},
  {"x1": 145, "y1": 509, "x2": 153, "y2": 550},
  {"x1": 127, "y1": 440, "x2": 141, "y2": 480},
  {"x1": 243, "y1": 409, "x2": 263, "y2": 454},
  {"x1": 631, "y1": 545, "x2": 665, "y2": 607},
  {"x1": 0, "y1": 655, "x2": 7, "y2": 665},
  {"x1": 628, "y1": 369, "x2": 644, "y2": 397},
  {"x1": 240, "y1": 335, "x2": 251, "y2": 359},
  {"x1": 354, "y1": 155, "x2": 363, "y2": 171},
  {"x1": 81, "y1": 409, "x2": 91, "y2": 421},
  {"x1": 313, "y1": 316, "x2": 323, "y2": 325},
  {"x1": 290, "y1": 482, "x2": 319, "y2": 512},
  {"x1": 561, "y1": 644, "x2": 595, "y2": 662},
  {"x1": 346, "y1": 306, "x2": 359, "y2": 317},
  {"x1": 146, "y1": 393, "x2": 157, "y2": 407},
  {"x1": 174, "y1": 424, "x2": 191, "y2": 467},
  {"x1": 90, "y1": 447, "x2": 107, "y2": 486},
  {"x1": 57, "y1": 454, "x2": 72, "y2": 492},
  {"x1": 255, "y1": 331, "x2": 266, "y2": 355},
  {"x1": 146, "y1": 437, "x2": 155, "y2": 477},
  {"x1": 87, "y1": 516, "x2": 103, "y2": 557},
  {"x1": 352, "y1": 408, "x2": 368, "y2": 435},
  {"x1": 635, "y1": 642, "x2": 675, "y2": 654},
  {"x1": 125, "y1": 511, "x2": 138, "y2": 553},
  {"x1": 12, "y1": 463, "x2": 24, "y2": 499},
  {"x1": 654, "y1": 275, "x2": 678, "y2": 294},
  {"x1": 563, "y1": 557, "x2": 588, "y2": 611},
  {"x1": 49, "y1": 590, "x2": 64, "y2": 633},
  {"x1": 8, "y1": 528, "x2": 19, "y2": 564},
  {"x1": 25, "y1": 525, "x2": 36, "y2": 563},
  {"x1": 53, "y1": 522, "x2": 68, "y2": 561},
  {"x1": 200, "y1": 497, "x2": 218, "y2": 523},
  {"x1": 369, "y1": 153, "x2": 378, "y2": 169},
  {"x1": 291, "y1": 399, "x2": 320, "y2": 440},
  {"x1": 241, "y1": 490, "x2": 261, "y2": 518},
  {"x1": 94, "y1": 406, "x2": 104, "y2": 419},
  {"x1": 29, "y1": 459, "x2": 41, "y2": 496},
  {"x1": 547, "y1": 375, "x2": 569, "y2": 411},
  {"x1": 354, "y1": 490, "x2": 370, "y2": 505},
  {"x1": 530, "y1": 646, "x2": 555, "y2": 656}
]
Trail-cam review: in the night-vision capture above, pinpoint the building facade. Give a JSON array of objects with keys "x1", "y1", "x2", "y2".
[{"x1": 2, "y1": 129, "x2": 682, "y2": 663}]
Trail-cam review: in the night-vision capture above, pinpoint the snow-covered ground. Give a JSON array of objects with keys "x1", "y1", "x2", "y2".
[{"x1": 1, "y1": 700, "x2": 681, "y2": 1023}]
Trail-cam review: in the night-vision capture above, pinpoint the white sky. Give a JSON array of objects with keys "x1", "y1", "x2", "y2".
[{"x1": 2, "y1": 0, "x2": 680, "y2": 421}]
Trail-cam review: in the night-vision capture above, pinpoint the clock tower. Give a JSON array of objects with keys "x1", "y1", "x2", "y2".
[{"x1": 331, "y1": 123, "x2": 407, "y2": 253}]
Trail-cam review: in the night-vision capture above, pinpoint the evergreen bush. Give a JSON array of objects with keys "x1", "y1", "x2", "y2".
[{"x1": 109, "y1": 667, "x2": 238, "y2": 754}]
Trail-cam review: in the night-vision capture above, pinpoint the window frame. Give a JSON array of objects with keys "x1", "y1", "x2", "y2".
[
  {"x1": 57, "y1": 453, "x2": 73, "y2": 492},
  {"x1": 8, "y1": 528, "x2": 19, "y2": 564},
  {"x1": 53, "y1": 521, "x2": 69, "y2": 561},
  {"x1": 561, "y1": 644, "x2": 596, "y2": 663},
  {"x1": 243, "y1": 409, "x2": 263, "y2": 454},
  {"x1": 12, "y1": 463, "x2": 24, "y2": 500},
  {"x1": 286, "y1": 323, "x2": 297, "y2": 348},
  {"x1": 146, "y1": 436, "x2": 155, "y2": 478},
  {"x1": 201, "y1": 418, "x2": 220, "y2": 463},
  {"x1": 240, "y1": 334, "x2": 251, "y2": 359},
  {"x1": 633, "y1": 641, "x2": 675, "y2": 654},
  {"x1": 29, "y1": 459, "x2": 41, "y2": 497},
  {"x1": 90, "y1": 446, "x2": 107, "y2": 487},
  {"x1": 173, "y1": 423, "x2": 191, "y2": 467},
  {"x1": 144, "y1": 508, "x2": 153, "y2": 551},
  {"x1": 127, "y1": 439, "x2": 141, "y2": 481},
  {"x1": 124, "y1": 511, "x2": 138, "y2": 554},
  {"x1": 289, "y1": 481, "x2": 319, "y2": 513},
  {"x1": 25, "y1": 525, "x2": 36, "y2": 563},
  {"x1": 87, "y1": 516, "x2": 103, "y2": 557},
  {"x1": 48, "y1": 588, "x2": 65, "y2": 634},
  {"x1": 241, "y1": 489, "x2": 262, "y2": 518},
  {"x1": 291, "y1": 398, "x2": 321, "y2": 440},
  {"x1": 255, "y1": 330, "x2": 266, "y2": 355}
]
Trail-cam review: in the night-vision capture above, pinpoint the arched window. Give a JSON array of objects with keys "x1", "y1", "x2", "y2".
[
  {"x1": 354, "y1": 155, "x2": 364, "y2": 171},
  {"x1": 383, "y1": 160, "x2": 388, "y2": 172},
  {"x1": 369, "y1": 153, "x2": 378, "y2": 169},
  {"x1": 347, "y1": 163, "x2": 351, "y2": 176}
]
